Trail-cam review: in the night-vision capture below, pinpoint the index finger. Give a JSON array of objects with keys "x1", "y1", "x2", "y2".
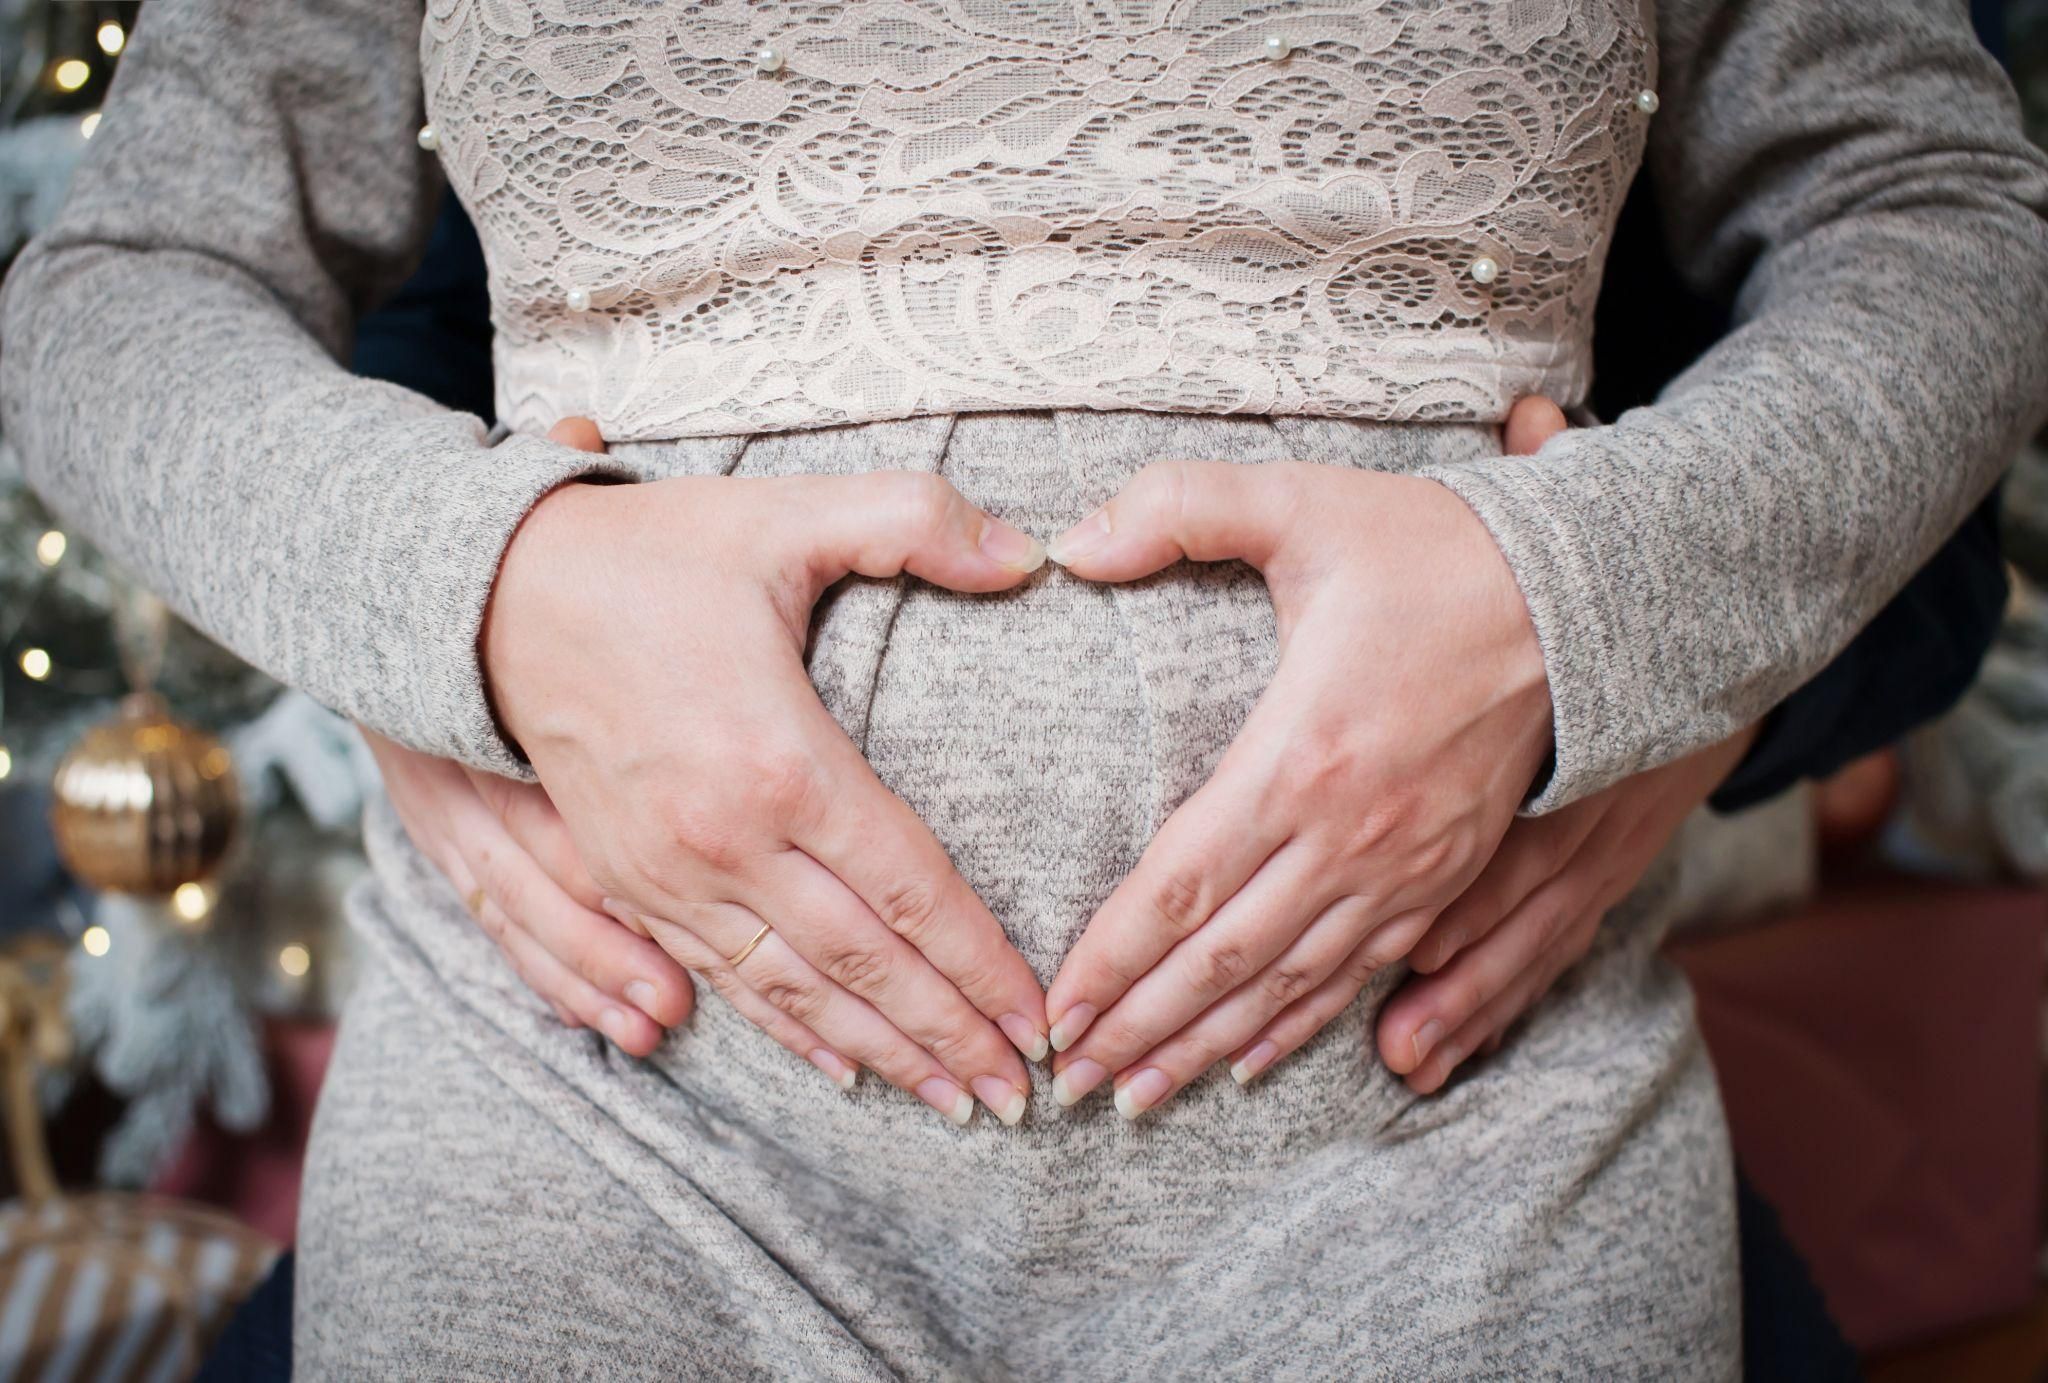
[
  {"x1": 1044, "y1": 749, "x2": 1290, "y2": 1051},
  {"x1": 792, "y1": 711, "x2": 1052, "y2": 1062}
]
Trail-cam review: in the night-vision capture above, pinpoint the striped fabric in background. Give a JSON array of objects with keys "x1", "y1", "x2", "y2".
[{"x1": 0, "y1": 1194, "x2": 275, "y2": 1382}]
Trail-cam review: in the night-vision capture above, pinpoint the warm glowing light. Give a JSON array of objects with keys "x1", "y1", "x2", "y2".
[
  {"x1": 81, "y1": 926, "x2": 111, "y2": 958},
  {"x1": 0, "y1": 747, "x2": 11, "y2": 781},
  {"x1": 79, "y1": 112, "x2": 100, "y2": 139},
  {"x1": 171, "y1": 881, "x2": 213, "y2": 923},
  {"x1": 95, "y1": 21, "x2": 125, "y2": 56},
  {"x1": 278, "y1": 944, "x2": 311, "y2": 978},
  {"x1": 53, "y1": 59, "x2": 91, "y2": 92},
  {"x1": 35, "y1": 530, "x2": 66, "y2": 566},
  {"x1": 19, "y1": 648, "x2": 51, "y2": 681}
]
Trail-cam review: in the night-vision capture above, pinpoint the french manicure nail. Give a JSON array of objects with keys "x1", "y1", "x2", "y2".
[
  {"x1": 971, "y1": 1076, "x2": 1028, "y2": 1127},
  {"x1": 1048, "y1": 1003, "x2": 1096, "y2": 1052},
  {"x1": 1046, "y1": 506, "x2": 1112, "y2": 565},
  {"x1": 598, "y1": 1007, "x2": 632, "y2": 1047},
  {"x1": 979, "y1": 517, "x2": 1048, "y2": 572},
  {"x1": 999, "y1": 1013, "x2": 1050, "y2": 1062},
  {"x1": 1051, "y1": 1058, "x2": 1108, "y2": 1107},
  {"x1": 809, "y1": 1048, "x2": 857, "y2": 1092},
  {"x1": 1412, "y1": 1019, "x2": 1443, "y2": 1070},
  {"x1": 917, "y1": 1077, "x2": 974, "y2": 1127},
  {"x1": 1230, "y1": 1040, "x2": 1279, "y2": 1086},
  {"x1": 1114, "y1": 1067, "x2": 1172, "y2": 1120},
  {"x1": 623, "y1": 980, "x2": 660, "y2": 1019}
]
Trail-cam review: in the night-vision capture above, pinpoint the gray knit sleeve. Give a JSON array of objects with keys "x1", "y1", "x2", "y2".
[
  {"x1": 1423, "y1": 0, "x2": 2048, "y2": 810},
  {"x1": 0, "y1": 0, "x2": 624, "y2": 778}
]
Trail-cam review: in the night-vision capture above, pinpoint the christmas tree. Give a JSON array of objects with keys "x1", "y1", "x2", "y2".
[{"x1": 0, "y1": 0, "x2": 370, "y2": 1186}]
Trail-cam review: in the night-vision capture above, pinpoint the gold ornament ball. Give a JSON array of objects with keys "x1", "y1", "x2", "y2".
[{"x1": 49, "y1": 694, "x2": 239, "y2": 895}]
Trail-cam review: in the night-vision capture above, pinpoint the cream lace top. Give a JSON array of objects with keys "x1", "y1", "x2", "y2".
[
  {"x1": 420, "y1": 0, "x2": 1656, "y2": 440},
  {"x1": 10, "y1": 0, "x2": 2043, "y2": 808}
]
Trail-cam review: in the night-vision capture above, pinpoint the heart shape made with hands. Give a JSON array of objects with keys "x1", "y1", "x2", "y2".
[{"x1": 453, "y1": 400, "x2": 1709, "y2": 1130}]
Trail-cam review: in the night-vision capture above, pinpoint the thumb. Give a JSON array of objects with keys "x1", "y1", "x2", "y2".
[
  {"x1": 1046, "y1": 459, "x2": 1301, "y2": 581},
  {"x1": 1503, "y1": 396, "x2": 1568, "y2": 458},
  {"x1": 546, "y1": 416, "x2": 609, "y2": 454},
  {"x1": 788, "y1": 470, "x2": 1047, "y2": 596}
]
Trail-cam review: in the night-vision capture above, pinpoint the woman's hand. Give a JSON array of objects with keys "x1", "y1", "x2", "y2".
[
  {"x1": 1368, "y1": 724, "x2": 1758, "y2": 1094},
  {"x1": 361, "y1": 727, "x2": 695, "y2": 1059},
  {"x1": 1041, "y1": 437, "x2": 1555, "y2": 1117},
  {"x1": 482, "y1": 428, "x2": 1054, "y2": 1126}
]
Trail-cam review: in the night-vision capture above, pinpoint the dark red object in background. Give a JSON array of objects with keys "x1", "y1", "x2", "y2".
[
  {"x1": 148, "y1": 1018, "x2": 334, "y2": 1247},
  {"x1": 1673, "y1": 876, "x2": 2044, "y2": 1353}
]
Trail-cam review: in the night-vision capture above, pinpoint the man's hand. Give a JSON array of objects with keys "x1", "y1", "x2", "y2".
[{"x1": 363, "y1": 726, "x2": 706, "y2": 1060}]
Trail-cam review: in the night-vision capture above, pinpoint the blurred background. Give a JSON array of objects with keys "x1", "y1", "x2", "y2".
[{"x1": 3, "y1": 0, "x2": 2048, "y2": 1378}]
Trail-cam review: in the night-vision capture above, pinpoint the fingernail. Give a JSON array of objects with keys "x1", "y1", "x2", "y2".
[
  {"x1": 1411, "y1": 1019, "x2": 1443, "y2": 1070},
  {"x1": 917, "y1": 1077, "x2": 974, "y2": 1127},
  {"x1": 971, "y1": 1075, "x2": 1028, "y2": 1127},
  {"x1": 1230, "y1": 1040, "x2": 1279, "y2": 1086},
  {"x1": 1051, "y1": 1058, "x2": 1107, "y2": 1107},
  {"x1": 624, "y1": 980, "x2": 661, "y2": 1020},
  {"x1": 598, "y1": 1007, "x2": 632, "y2": 1047},
  {"x1": 809, "y1": 1048, "x2": 857, "y2": 1092},
  {"x1": 999, "y1": 1013, "x2": 1050, "y2": 1062},
  {"x1": 1046, "y1": 506, "x2": 1112, "y2": 565},
  {"x1": 1114, "y1": 1067, "x2": 1172, "y2": 1120},
  {"x1": 979, "y1": 517, "x2": 1047, "y2": 572},
  {"x1": 1048, "y1": 1003, "x2": 1096, "y2": 1052}
]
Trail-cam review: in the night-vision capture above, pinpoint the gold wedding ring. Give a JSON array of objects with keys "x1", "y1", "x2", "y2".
[
  {"x1": 727, "y1": 923, "x2": 773, "y2": 968},
  {"x1": 465, "y1": 887, "x2": 486, "y2": 919}
]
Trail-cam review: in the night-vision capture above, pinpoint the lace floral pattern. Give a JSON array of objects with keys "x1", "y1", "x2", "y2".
[{"x1": 421, "y1": 0, "x2": 1654, "y2": 439}]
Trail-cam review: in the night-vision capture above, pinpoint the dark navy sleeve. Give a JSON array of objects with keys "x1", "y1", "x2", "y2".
[{"x1": 350, "y1": 194, "x2": 495, "y2": 421}]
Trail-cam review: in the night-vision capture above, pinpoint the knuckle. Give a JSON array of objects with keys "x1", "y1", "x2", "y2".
[
  {"x1": 1528, "y1": 901, "x2": 1572, "y2": 949},
  {"x1": 1262, "y1": 959, "x2": 1320, "y2": 1007},
  {"x1": 891, "y1": 471, "x2": 957, "y2": 537},
  {"x1": 698, "y1": 961, "x2": 746, "y2": 999},
  {"x1": 817, "y1": 938, "x2": 893, "y2": 995},
  {"x1": 758, "y1": 972, "x2": 829, "y2": 1028},
  {"x1": 1134, "y1": 458, "x2": 1192, "y2": 523},
  {"x1": 1147, "y1": 869, "x2": 1209, "y2": 939},
  {"x1": 652, "y1": 798, "x2": 744, "y2": 874},
  {"x1": 1358, "y1": 925, "x2": 1419, "y2": 975},
  {"x1": 918, "y1": 1024, "x2": 979, "y2": 1069},
  {"x1": 1189, "y1": 939, "x2": 1256, "y2": 996},
  {"x1": 476, "y1": 905, "x2": 508, "y2": 942},
  {"x1": 1094, "y1": 1012, "x2": 1152, "y2": 1057},
  {"x1": 871, "y1": 876, "x2": 943, "y2": 945},
  {"x1": 745, "y1": 745, "x2": 822, "y2": 829},
  {"x1": 1343, "y1": 943, "x2": 1386, "y2": 985}
]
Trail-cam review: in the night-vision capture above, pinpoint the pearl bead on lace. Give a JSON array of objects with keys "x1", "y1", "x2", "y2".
[
  {"x1": 754, "y1": 44, "x2": 785, "y2": 74},
  {"x1": 1467, "y1": 255, "x2": 1500, "y2": 285},
  {"x1": 416, "y1": 124, "x2": 438, "y2": 152},
  {"x1": 1262, "y1": 34, "x2": 1293, "y2": 60},
  {"x1": 565, "y1": 288, "x2": 592, "y2": 312},
  {"x1": 1635, "y1": 89, "x2": 1660, "y2": 115}
]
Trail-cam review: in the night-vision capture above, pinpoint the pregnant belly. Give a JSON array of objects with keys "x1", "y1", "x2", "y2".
[{"x1": 612, "y1": 412, "x2": 1504, "y2": 1261}]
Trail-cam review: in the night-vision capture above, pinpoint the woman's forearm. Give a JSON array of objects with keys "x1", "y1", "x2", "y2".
[
  {"x1": 1423, "y1": 0, "x2": 2048, "y2": 810},
  {"x1": 0, "y1": 0, "x2": 614, "y2": 775}
]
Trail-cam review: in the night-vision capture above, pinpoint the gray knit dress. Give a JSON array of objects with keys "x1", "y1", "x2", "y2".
[{"x1": 4, "y1": 0, "x2": 2047, "y2": 1378}]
